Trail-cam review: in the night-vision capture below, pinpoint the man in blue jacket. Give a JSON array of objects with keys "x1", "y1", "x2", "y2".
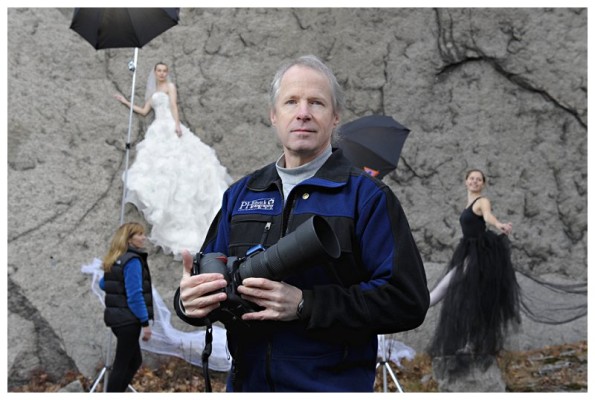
[{"x1": 174, "y1": 54, "x2": 429, "y2": 392}]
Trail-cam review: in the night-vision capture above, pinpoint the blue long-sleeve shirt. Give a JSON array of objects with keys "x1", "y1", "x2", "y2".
[{"x1": 100, "y1": 258, "x2": 149, "y2": 324}]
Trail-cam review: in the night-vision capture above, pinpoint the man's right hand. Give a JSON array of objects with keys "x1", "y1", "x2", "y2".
[{"x1": 179, "y1": 250, "x2": 228, "y2": 319}]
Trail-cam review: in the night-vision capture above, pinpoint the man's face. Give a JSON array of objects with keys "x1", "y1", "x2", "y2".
[{"x1": 270, "y1": 65, "x2": 339, "y2": 167}]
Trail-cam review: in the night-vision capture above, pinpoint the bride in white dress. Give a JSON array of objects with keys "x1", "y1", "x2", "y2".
[{"x1": 114, "y1": 62, "x2": 231, "y2": 258}]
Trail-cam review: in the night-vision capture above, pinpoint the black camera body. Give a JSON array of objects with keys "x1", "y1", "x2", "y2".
[{"x1": 191, "y1": 215, "x2": 341, "y2": 321}]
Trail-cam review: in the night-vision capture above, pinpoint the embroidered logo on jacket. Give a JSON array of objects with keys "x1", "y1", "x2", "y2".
[{"x1": 239, "y1": 198, "x2": 275, "y2": 212}]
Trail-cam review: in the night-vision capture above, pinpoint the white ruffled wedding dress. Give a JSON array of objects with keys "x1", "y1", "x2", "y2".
[{"x1": 124, "y1": 91, "x2": 232, "y2": 258}]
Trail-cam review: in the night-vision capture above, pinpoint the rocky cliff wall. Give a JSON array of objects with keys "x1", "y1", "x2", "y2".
[{"x1": 5, "y1": 8, "x2": 587, "y2": 387}]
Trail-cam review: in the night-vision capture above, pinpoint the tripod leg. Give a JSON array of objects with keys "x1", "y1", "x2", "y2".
[
  {"x1": 384, "y1": 362, "x2": 404, "y2": 393},
  {"x1": 90, "y1": 329, "x2": 113, "y2": 392},
  {"x1": 376, "y1": 361, "x2": 404, "y2": 393},
  {"x1": 89, "y1": 367, "x2": 106, "y2": 392}
]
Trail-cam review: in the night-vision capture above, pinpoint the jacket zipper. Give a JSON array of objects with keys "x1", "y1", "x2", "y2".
[
  {"x1": 282, "y1": 191, "x2": 298, "y2": 235},
  {"x1": 264, "y1": 182, "x2": 292, "y2": 391},
  {"x1": 260, "y1": 221, "x2": 272, "y2": 245}
]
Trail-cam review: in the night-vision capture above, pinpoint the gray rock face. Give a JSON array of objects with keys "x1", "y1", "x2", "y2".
[{"x1": 6, "y1": 8, "x2": 586, "y2": 390}]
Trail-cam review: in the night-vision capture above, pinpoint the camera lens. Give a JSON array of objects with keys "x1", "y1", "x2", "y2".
[
  {"x1": 239, "y1": 216, "x2": 340, "y2": 281},
  {"x1": 199, "y1": 252, "x2": 231, "y2": 281}
]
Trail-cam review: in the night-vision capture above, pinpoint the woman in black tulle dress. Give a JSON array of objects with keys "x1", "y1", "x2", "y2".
[{"x1": 428, "y1": 169, "x2": 520, "y2": 368}]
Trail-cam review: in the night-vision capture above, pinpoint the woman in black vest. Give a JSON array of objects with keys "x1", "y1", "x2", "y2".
[{"x1": 100, "y1": 222, "x2": 154, "y2": 392}]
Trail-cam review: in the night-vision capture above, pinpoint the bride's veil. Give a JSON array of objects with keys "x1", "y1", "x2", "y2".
[
  {"x1": 145, "y1": 67, "x2": 157, "y2": 103},
  {"x1": 145, "y1": 63, "x2": 174, "y2": 103}
]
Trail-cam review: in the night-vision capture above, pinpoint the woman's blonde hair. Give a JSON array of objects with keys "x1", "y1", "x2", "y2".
[{"x1": 103, "y1": 222, "x2": 145, "y2": 272}]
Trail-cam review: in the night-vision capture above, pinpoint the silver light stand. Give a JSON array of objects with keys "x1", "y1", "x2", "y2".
[
  {"x1": 89, "y1": 49, "x2": 139, "y2": 393},
  {"x1": 119, "y1": 48, "x2": 139, "y2": 224},
  {"x1": 376, "y1": 335, "x2": 404, "y2": 392}
]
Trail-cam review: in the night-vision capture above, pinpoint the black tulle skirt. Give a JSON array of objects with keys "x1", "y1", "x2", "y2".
[{"x1": 429, "y1": 230, "x2": 520, "y2": 360}]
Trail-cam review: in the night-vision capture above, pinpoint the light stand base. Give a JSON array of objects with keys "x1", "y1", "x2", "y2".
[
  {"x1": 89, "y1": 327, "x2": 137, "y2": 392},
  {"x1": 376, "y1": 360, "x2": 404, "y2": 392},
  {"x1": 89, "y1": 365, "x2": 137, "y2": 392},
  {"x1": 89, "y1": 365, "x2": 108, "y2": 392}
]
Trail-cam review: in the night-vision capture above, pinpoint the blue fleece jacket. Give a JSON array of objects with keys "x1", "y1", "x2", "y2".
[{"x1": 174, "y1": 148, "x2": 429, "y2": 392}]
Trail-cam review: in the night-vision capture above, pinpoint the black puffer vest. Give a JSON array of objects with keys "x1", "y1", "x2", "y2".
[{"x1": 103, "y1": 247, "x2": 154, "y2": 328}]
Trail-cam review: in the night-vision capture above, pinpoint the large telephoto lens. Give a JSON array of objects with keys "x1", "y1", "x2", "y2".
[{"x1": 239, "y1": 216, "x2": 340, "y2": 281}]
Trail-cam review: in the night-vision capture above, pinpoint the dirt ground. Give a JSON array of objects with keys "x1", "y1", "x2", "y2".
[{"x1": 11, "y1": 340, "x2": 587, "y2": 392}]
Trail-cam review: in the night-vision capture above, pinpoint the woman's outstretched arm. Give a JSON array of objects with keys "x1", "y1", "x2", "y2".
[
  {"x1": 114, "y1": 93, "x2": 153, "y2": 116},
  {"x1": 476, "y1": 197, "x2": 512, "y2": 235}
]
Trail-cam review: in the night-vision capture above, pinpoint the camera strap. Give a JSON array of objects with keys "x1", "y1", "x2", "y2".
[{"x1": 202, "y1": 323, "x2": 214, "y2": 392}]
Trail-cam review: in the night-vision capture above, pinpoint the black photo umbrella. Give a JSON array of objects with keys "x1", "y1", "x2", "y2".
[
  {"x1": 70, "y1": 8, "x2": 180, "y2": 50},
  {"x1": 337, "y1": 115, "x2": 410, "y2": 179},
  {"x1": 70, "y1": 8, "x2": 180, "y2": 224},
  {"x1": 69, "y1": 8, "x2": 179, "y2": 393}
]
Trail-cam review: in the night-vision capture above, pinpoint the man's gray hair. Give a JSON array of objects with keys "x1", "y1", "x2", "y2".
[{"x1": 269, "y1": 55, "x2": 345, "y2": 115}]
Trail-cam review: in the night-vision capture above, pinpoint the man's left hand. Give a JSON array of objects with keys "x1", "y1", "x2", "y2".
[{"x1": 238, "y1": 278, "x2": 302, "y2": 321}]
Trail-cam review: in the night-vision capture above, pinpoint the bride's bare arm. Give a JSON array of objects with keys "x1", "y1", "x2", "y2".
[{"x1": 114, "y1": 93, "x2": 152, "y2": 116}]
